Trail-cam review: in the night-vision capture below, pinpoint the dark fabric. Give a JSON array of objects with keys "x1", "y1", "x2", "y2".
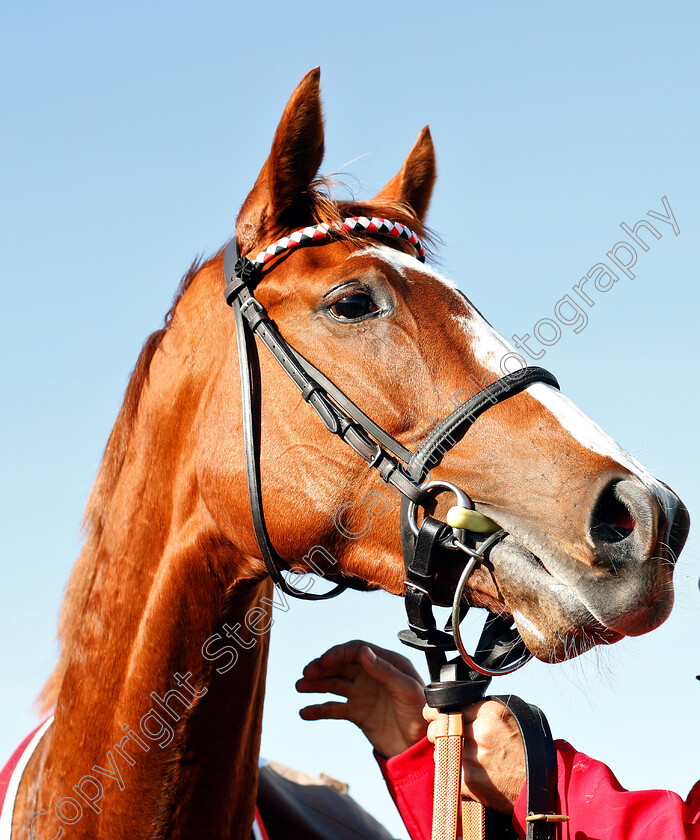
[{"x1": 257, "y1": 762, "x2": 396, "y2": 840}]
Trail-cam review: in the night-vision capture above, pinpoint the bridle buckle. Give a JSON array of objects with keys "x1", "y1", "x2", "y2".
[
  {"x1": 403, "y1": 580, "x2": 433, "y2": 600},
  {"x1": 239, "y1": 296, "x2": 265, "y2": 320}
]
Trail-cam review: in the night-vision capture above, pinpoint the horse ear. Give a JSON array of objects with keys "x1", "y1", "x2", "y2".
[
  {"x1": 373, "y1": 126, "x2": 436, "y2": 221},
  {"x1": 236, "y1": 68, "x2": 325, "y2": 254}
]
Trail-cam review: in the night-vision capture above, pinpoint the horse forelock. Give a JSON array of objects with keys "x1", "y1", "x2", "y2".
[{"x1": 241, "y1": 173, "x2": 435, "y2": 262}]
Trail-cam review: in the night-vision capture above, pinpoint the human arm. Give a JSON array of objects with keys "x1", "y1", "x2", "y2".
[
  {"x1": 297, "y1": 640, "x2": 434, "y2": 840},
  {"x1": 380, "y1": 719, "x2": 700, "y2": 840},
  {"x1": 298, "y1": 642, "x2": 700, "y2": 839},
  {"x1": 512, "y1": 741, "x2": 700, "y2": 840}
]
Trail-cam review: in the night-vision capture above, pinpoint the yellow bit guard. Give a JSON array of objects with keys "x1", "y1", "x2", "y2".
[{"x1": 445, "y1": 506, "x2": 499, "y2": 533}]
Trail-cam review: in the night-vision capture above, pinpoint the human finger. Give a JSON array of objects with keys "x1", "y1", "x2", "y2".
[
  {"x1": 425, "y1": 704, "x2": 482, "y2": 743},
  {"x1": 316, "y1": 640, "x2": 419, "y2": 676},
  {"x1": 302, "y1": 658, "x2": 361, "y2": 681},
  {"x1": 302, "y1": 641, "x2": 369, "y2": 678},
  {"x1": 359, "y1": 647, "x2": 421, "y2": 692},
  {"x1": 295, "y1": 676, "x2": 353, "y2": 698},
  {"x1": 423, "y1": 700, "x2": 488, "y2": 727},
  {"x1": 361, "y1": 644, "x2": 424, "y2": 683},
  {"x1": 299, "y1": 701, "x2": 352, "y2": 722},
  {"x1": 461, "y1": 701, "x2": 488, "y2": 724}
]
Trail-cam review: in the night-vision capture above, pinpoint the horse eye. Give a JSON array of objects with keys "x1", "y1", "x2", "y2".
[{"x1": 329, "y1": 292, "x2": 379, "y2": 321}]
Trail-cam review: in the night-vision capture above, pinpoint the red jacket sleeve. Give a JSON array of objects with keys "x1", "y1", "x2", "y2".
[
  {"x1": 375, "y1": 738, "x2": 434, "y2": 840},
  {"x1": 512, "y1": 741, "x2": 700, "y2": 840},
  {"x1": 378, "y1": 737, "x2": 700, "y2": 840},
  {"x1": 686, "y1": 780, "x2": 700, "y2": 824}
]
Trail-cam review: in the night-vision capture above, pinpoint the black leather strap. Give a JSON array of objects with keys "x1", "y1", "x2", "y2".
[
  {"x1": 403, "y1": 517, "x2": 455, "y2": 649},
  {"x1": 288, "y1": 347, "x2": 413, "y2": 463},
  {"x1": 406, "y1": 366, "x2": 560, "y2": 482},
  {"x1": 473, "y1": 615, "x2": 530, "y2": 673},
  {"x1": 488, "y1": 696, "x2": 558, "y2": 840},
  {"x1": 232, "y1": 295, "x2": 346, "y2": 600}
]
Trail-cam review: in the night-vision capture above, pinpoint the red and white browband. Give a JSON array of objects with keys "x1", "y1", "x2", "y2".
[{"x1": 250, "y1": 216, "x2": 425, "y2": 266}]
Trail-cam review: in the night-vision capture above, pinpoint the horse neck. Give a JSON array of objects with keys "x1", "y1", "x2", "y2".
[{"x1": 19, "y1": 269, "x2": 272, "y2": 840}]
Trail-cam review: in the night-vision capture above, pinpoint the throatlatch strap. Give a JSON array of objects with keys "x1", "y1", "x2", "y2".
[{"x1": 232, "y1": 295, "x2": 347, "y2": 601}]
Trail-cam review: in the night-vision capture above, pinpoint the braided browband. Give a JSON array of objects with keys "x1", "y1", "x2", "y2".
[{"x1": 250, "y1": 216, "x2": 426, "y2": 266}]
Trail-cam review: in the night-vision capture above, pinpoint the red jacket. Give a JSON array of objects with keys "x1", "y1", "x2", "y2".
[{"x1": 376, "y1": 737, "x2": 700, "y2": 839}]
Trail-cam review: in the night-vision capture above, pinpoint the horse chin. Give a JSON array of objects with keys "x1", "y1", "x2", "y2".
[{"x1": 476, "y1": 536, "x2": 626, "y2": 663}]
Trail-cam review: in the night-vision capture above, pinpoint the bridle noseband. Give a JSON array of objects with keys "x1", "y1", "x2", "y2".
[{"x1": 222, "y1": 216, "x2": 559, "y2": 675}]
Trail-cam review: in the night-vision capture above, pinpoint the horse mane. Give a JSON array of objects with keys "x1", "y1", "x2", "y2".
[
  {"x1": 38, "y1": 179, "x2": 431, "y2": 712},
  {"x1": 37, "y1": 257, "x2": 205, "y2": 711}
]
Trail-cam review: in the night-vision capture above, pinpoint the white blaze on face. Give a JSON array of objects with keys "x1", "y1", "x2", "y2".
[
  {"x1": 454, "y1": 309, "x2": 678, "y2": 522},
  {"x1": 452, "y1": 311, "x2": 518, "y2": 372},
  {"x1": 526, "y1": 383, "x2": 678, "y2": 521},
  {"x1": 348, "y1": 245, "x2": 677, "y2": 523},
  {"x1": 346, "y1": 245, "x2": 458, "y2": 289}
]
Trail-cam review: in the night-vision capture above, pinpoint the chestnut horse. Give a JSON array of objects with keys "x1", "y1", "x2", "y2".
[{"x1": 9, "y1": 69, "x2": 688, "y2": 840}]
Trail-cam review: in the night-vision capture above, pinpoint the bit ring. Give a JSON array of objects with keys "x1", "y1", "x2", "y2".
[{"x1": 406, "y1": 480, "x2": 473, "y2": 540}]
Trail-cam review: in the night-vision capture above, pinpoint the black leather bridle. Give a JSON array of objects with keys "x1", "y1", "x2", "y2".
[
  {"x1": 223, "y1": 233, "x2": 564, "y2": 838},
  {"x1": 223, "y1": 236, "x2": 557, "y2": 599}
]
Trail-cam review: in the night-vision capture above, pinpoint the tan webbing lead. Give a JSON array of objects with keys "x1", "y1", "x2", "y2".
[
  {"x1": 431, "y1": 712, "x2": 462, "y2": 840},
  {"x1": 461, "y1": 797, "x2": 486, "y2": 840},
  {"x1": 431, "y1": 712, "x2": 486, "y2": 840}
]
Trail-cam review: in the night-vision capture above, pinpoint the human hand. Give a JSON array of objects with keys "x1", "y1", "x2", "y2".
[
  {"x1": 296, "y1": 640, "x2": 427, "y2": 758},
  {"x1": 425, "y1": 701, "x2": 526, "y2": 814}
]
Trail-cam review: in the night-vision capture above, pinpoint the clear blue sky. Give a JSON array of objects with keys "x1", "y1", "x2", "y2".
[{"x1": 2, "y1": 2, "x2": 699, "y2": 837}]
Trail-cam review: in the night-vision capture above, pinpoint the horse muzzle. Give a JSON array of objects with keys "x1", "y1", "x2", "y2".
[{"x1": 480, "y1": 477, "x2": 690, "y2": 659}]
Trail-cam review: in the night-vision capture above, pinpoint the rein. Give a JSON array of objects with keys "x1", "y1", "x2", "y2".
[{"x1": 223, "y1": 219, "x2": 567, "y2": 838}]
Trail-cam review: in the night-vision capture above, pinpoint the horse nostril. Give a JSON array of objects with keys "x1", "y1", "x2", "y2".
[
  {"x1": 591, "y1": 481, "x2": 636, "y2": 544},
  {"x1": 666, "y1": 497, "x2": 690, "y2": 562}
]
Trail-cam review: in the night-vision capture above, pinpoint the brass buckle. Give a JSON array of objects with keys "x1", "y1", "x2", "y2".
[{"x1": 526, "y1": 813, "x2": 571, "y2": 823}]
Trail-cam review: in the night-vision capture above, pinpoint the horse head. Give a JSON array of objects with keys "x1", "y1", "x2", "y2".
[
  {"x1": 184, "y1": 69, "x2": 688, "y2": 664},
  {"x1": 23, "y1": 68, "x2": 690, "y2": 840}
]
